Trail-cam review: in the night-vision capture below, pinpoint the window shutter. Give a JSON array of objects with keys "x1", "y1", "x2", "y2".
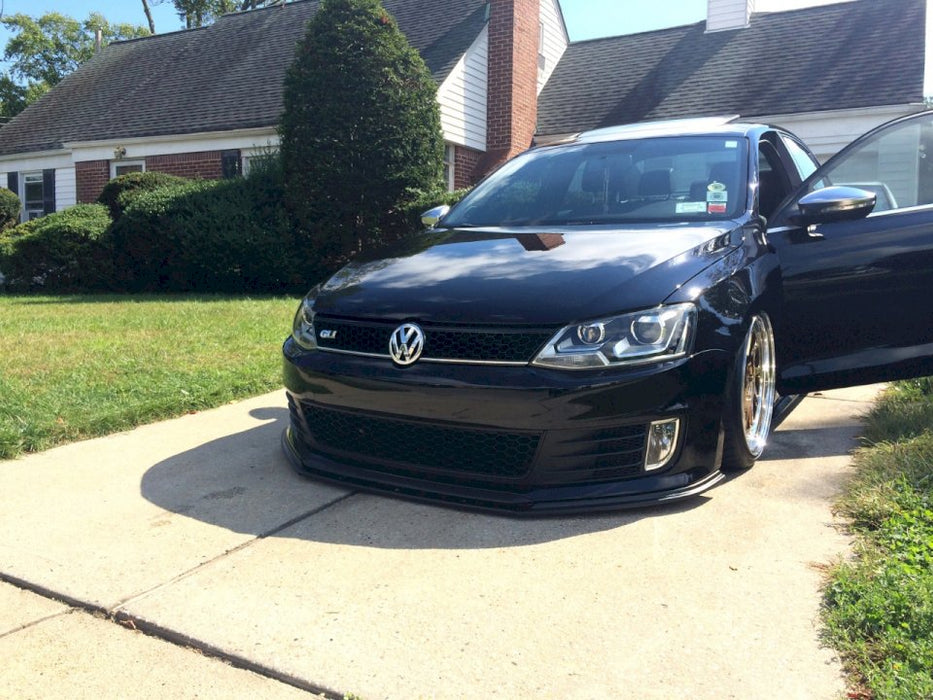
[
  {"x1": 42, "y1": 169, "x2": 55, "y2": 214},
  {"x1": 7, "y1": 172, "x2": 18, "y2": 196},
  {"x1": 221, "y1": 150, "x2": 242, "y2": 179}
]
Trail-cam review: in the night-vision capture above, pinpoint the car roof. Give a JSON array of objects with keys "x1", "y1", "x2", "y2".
[{"x1": 569, "y1": 116, "x2": 764, "y2": 144}]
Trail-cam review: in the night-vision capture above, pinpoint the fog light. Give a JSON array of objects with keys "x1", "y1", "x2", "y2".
[{"x1": 645, "y1": 418, "x2": 679, "y2": 471}]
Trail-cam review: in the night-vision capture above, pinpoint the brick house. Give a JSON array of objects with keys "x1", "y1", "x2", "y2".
[
  {"x1": 0, "y1": 0, "x2": 924, "y2": 221},
  {"x1": 0, "y1": 0, "x2": 567, "y2": 220}
]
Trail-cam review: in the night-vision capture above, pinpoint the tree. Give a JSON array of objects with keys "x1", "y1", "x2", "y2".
[
  {"x1": 0, "y1": 76, "x2": 29, "y2": 123},
  {"x1": 280, "y1": 0, "x2": 445, "y2": 267},
  {"x1": 141, "y1": 0, "x2": 158, "y2": 34},
  {"x1": 148, "y1": 0, "x2": 294, "y2": 30},
  {"x1": 170, "y1": 0, "x2": 238, "y2": 29},
  {"x1": 0, "y1": 12, "x2": 149, "y2": 118}
]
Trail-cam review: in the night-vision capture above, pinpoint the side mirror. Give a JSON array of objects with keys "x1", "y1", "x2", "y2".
[
  {"x1": 421, "y1": 204, "x2": 450, "y2": 228},
  {"x1": 788, "y1": 186, "x2": 876, "y2": 227}
]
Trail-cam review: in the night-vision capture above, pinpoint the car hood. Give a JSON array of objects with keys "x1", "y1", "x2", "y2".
[{"x1": 314, "y1": 224, "x2": 741, "y2": 325}]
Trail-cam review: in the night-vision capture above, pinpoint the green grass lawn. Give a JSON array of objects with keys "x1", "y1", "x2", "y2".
[
  {"x1": 824, "y1": 378, "x2": 933, "y2": 699},
  {"x1": 0, "y1": 294, "x2": 298, "y2": 460}
]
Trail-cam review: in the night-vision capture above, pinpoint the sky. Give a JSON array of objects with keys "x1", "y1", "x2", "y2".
[{"x1": 0, "y1": 0, "x2": 855, "y2": 44}]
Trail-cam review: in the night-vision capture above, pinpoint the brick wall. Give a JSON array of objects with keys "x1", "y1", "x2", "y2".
[
  {"x1": 480, "y1": 0, "x2": 540, "y2": 175},
  {"x1": 145, "y1": 151, "x2": 223, "y2": 179},
  {"x1": 74, "y1": 150, "x2": 227, "y2": 203},
  {"x1": 454, "y1": 145, "x2": 483, "y2": 189},
  {"x1": 75, "y1": 160, "x2": 110, "y2": 204}
]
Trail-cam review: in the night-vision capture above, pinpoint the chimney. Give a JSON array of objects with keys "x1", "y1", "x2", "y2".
[
  {"x1": 478, "y1": 0, "x2": 540, "y2": 176},
  {"x1": 95, "y1": 27, "x2": 103, "y2": 53},
  {"x1": 706, "y1": 0, "x2": 755, "y2": 32}
]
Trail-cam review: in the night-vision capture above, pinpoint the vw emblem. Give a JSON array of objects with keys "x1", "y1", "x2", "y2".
[{"x1": 389, "y1": 323, "x2": 425, "y2": 366}]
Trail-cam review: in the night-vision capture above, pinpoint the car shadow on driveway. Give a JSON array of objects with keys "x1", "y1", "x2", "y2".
[
  {"x1": 139, "y1": 405, "x2": 710, "y2": 550},
  {"x1": 759, "y1": 424, "x2": 864, "y2": 462}
]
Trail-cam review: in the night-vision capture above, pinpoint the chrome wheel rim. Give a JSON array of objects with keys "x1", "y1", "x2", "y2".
[{"x1": 740, "y1": 314, "x2": 776, "y2": 457}]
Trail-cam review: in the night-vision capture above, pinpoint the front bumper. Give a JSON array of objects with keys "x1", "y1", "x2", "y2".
[{"x1": 282, "y1": 338, "x2": 732, "y2": 515}]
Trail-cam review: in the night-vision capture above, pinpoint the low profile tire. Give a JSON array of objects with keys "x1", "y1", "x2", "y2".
[{"x1": 722, "y1": 312, "x2": 777, "y2": 472}]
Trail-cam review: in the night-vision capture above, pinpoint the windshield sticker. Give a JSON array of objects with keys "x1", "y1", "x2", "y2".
[
  {"x1": 707, "y1": 181, "x2": 726, "y2": 193},
  {"x1": 706, "y1": 190, "x2": 728, "y2": 203},
  {"x1": 707, "y1": 202, "x2": 728, "y2": 214},
  {"x1": 725, "y1": 140, "x2": 738, "y2": 149},
  {"x1": 676, "y1": 202, "x2": 707, "y2": 214}
]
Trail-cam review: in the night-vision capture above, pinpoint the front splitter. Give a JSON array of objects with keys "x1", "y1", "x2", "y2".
[{"x1": 281, "y1": 427, "x2": 725, "y2": 517}]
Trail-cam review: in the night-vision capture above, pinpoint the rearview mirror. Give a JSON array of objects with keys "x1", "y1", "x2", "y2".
[
  {"x1": 421, "y1": 205, "x2": 450, "y2": 228},
  {"x1": 789, "y1": 186, "x2": 876, "y2": 227}
]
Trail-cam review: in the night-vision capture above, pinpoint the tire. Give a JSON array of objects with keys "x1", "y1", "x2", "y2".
[{"x1": 722, "y1": 312, "x2": 777, "y2": 472}]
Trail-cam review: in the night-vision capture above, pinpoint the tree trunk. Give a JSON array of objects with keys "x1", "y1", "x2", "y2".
[{"x1": 141, "y1": 0, "x2": 157, "y2": 33}]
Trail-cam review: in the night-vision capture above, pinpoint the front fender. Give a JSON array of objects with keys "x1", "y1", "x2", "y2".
[{"x1": 667, "y1": 223, "x2": 780, "y2": 355}]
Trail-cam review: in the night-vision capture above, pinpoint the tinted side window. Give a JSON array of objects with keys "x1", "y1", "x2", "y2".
[{"x1": 805, "y1": 114, "x2": 933, "y2": 212}]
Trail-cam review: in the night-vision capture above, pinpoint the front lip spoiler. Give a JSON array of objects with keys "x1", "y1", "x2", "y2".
[{"x1": 281, "y1": 427, "x2": 725, "y2": 517}]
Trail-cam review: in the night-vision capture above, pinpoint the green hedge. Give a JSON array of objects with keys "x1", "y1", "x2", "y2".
[
  {"x1": 0, "y1": 168, "x2": 462, "y2": 295},
  {"x1": 0, "y1": 204, "x2": 113, "y2": 292},
  {"x1": 401, "y1": 188, "x2": 471, "y2": 230},
  {"x1": 109, "y1": 169, "x2": 304, "y2": 292},
  {"x1": 0, "y1": 188, "x2": 21, "y2": 231},
  {"x1": 281, "y1": 0, "x2": 445, "y2": 268},
  {"x1": 97, "y1": 171, "x2": 190, "y2": 221}
]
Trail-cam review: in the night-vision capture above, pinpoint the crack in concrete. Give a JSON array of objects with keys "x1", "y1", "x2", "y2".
[{"x1": 0, "y1": 490, "x2": 360, "y2": 699}]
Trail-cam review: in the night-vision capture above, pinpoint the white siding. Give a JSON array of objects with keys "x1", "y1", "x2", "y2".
[
  {"x1": 437, "y1": 27, "x2": 488, "y2": 152},
  {"x1": 926, "y1": 0, "x2": 933, "y2": 97},
  {"x1": 538, "y1": 0, "x2": 568, "y2": 94},
  {"x1": 0, "y1": 153, "x2": 74, "y2": 218},
  {"x1": 0, "y1": 152, "x2": 73, "y2": 176},
  {"x1": 757, "y1": 105, "x2": 924, "y2": 162},
  {"x1": 66, "y1": 127, "x2": 279, "y2": 162},
  {"x1": 706, "y1": 0, "x2": 754, "y2": 32},
  {"x1": 55, "y1": 167, "x2": 76, "y2": 211}
]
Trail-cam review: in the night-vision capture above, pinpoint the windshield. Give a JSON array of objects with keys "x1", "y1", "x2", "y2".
[{"x1": 444, "y1": 136, "x2": 749, "y2": 227}]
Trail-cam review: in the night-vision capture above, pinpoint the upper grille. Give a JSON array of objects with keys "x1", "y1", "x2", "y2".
[
  {"x1": 314, "y1": 316, "x2": 554, "y2": 364},
  {"x1": 297, "y1": 400, "x2": 540, "y2": 479}
]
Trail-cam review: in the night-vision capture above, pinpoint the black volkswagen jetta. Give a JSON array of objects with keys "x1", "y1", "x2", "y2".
[{"x1": 282, "y1": 112, "x2": 933, "y2": 514}]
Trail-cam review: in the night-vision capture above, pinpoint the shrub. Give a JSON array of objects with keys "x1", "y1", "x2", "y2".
[
  {"x1": 97, "y1": 171, "x2": 190, "y2": 221},
  {"x1": 109, "y1": 168, "x2": 304, "y2": 293},
  {"x1": 0, "y1": 204, "x2": 113, "y2": 291},
  {"x1": 401, "y1": 188, "x2": 471, "y2": 231},
  {"x1": 0, "y1": 188, "x2": 21, "y2": 231},
  {"x1": 280, "y1": 0, "x2": 445, "y2": 268}
]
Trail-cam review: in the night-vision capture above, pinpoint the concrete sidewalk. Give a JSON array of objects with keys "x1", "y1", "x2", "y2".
[{"x1": 0, "y1": 386, "x2": 881, "y2": 698}]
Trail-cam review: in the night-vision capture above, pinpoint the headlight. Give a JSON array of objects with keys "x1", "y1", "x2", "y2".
[
  {"x1": 532, "y1": 303, "x2": 696, "y2": 369},
  {"x1": 291, "y1": 287, "x2": 320, "y2": 350}
]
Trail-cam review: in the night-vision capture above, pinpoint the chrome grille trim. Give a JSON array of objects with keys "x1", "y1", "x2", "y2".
[{"x1": 315, "y1": 346, "x2": 529, "y2": 366}]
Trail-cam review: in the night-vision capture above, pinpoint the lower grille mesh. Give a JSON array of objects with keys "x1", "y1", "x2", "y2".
[{"x1": 299, "y1": 401, "x2": 540, "y2": 479}]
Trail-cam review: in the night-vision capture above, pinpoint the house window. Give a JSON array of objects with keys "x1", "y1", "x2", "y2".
[
  {"x1": 443, "y1": 144, "x2": 456, "y2": 191},
  {"x1": 11, "y1": 170, "x2": 54, "y2": 221},
  {"x1": 110, "y1": 160, "x2": 145, "y2": 179},
  {"x1": 22, "y1": 173, "x2": 45, "y2": 220},
  {"x1": 221, "y1": 149, "x2": 242, "y2": 179},
  {"x1": 243, "y1": 154, "x2": 277, "y2": 176}
]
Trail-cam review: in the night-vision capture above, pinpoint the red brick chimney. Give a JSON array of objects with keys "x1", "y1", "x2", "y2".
[{"x1": 478, "y1": 0, "x2": 540, "y2": 176}]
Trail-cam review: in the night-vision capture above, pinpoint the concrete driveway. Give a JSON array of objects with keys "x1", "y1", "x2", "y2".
[{"x1": 0, "y1": 385, "x2": 880, "y2": 698}]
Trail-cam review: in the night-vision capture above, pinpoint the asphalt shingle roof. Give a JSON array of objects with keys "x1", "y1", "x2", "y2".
[
  {"x1": 0, "y1": 0, "x2": 487, "y2": 156},
  {"x1": 537, "y1": 0, "x2": 926, "y2": 136}
]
